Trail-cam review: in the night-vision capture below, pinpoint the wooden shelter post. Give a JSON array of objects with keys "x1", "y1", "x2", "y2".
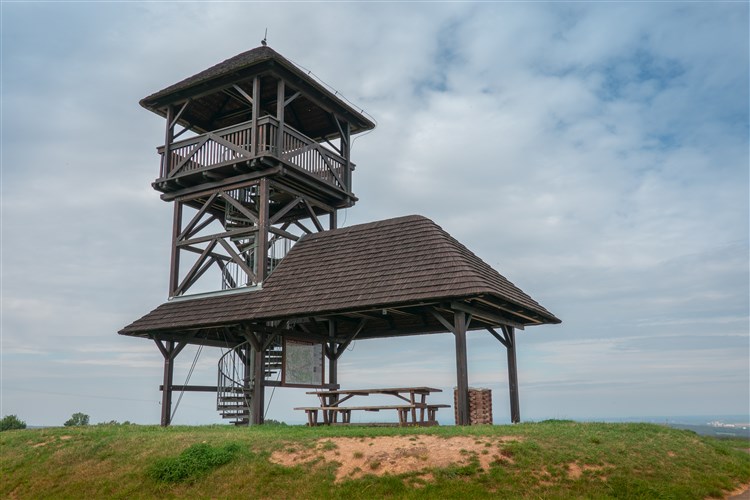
[
  {"x1": 327, "y1": 321, "x2": 338, "y2": 388},
  {"x1": 251, "y1": 334, "x2": 265, "y2": 425},
  {"x1": 487, "y1": 326, "x2": 521, "y2": 423},
  {"x1": 503, "y1": 326, "x2": 521, "y2": 423},
  {"x1": 154, "y1": 339, "x2": 186, "y2": 426},
  {"x1": 454, "y1": 310, "x2": 470, "y2": 425},
  {"x1": 243, "y1": 343, "x2": 252, "y2": 408}
]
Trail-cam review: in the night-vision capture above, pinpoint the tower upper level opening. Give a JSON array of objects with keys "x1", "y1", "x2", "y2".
[{"x1": 141, "y1": 45, "x2": 375, "y2": 203}]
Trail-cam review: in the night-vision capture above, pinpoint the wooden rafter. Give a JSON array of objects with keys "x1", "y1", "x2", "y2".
[
  {"x1": 451, "y1": 302, "x2": 525, "y2": 330},
  {"x1": 232, "y1": 84, "x2": 254, "y2": 105}
]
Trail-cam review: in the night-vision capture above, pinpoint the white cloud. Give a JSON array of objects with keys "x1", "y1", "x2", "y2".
[{"x1": 1, "y1": 2, "x2": 747, "y2": 426}]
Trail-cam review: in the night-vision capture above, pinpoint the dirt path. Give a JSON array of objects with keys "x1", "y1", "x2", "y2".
[
  {"x1": 270, "y1": 435, "x2": 520, "y2": 483},
  {"x1": 270, "y1": 435, "x2": 749, "y2": 497}
]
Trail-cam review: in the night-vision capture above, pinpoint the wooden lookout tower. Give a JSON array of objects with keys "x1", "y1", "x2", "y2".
[{"x1": 121, "y1": 46, "x2": 560, "y2": 427}]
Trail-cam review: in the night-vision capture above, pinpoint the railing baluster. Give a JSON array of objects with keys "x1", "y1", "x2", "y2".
[{"x1": 159, "y1": 118, "x2": 349, "y2": 190}]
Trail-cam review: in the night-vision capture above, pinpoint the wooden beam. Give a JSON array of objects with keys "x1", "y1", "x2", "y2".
[
  {"x1": 329, "y1": 210, "x2": 337, "y2": 230},
  {"x1": 429, "y1": 308, "x2": 456, "y2": 334},
  {"x1": 242, "y1": 330, "x2": 262, "y2": 352},
  {"x1": 163, "y1": 104, "x2": 174, "y2": 176},
  {"x1": 178, "y1": 226, "x2": 258, "y2": 247},
  {"x1": 160, "y1": 385, "x2": 218, "y2": 392},
  {"x1": 177, "y1": 193, "x2": 218, "y2": 242},
  {"x1": 267, "y1": 179, "x2": 337, "y2": 213},
  {"x1": 232, "y1": 84, "x2": 254, "y2": 105},
  {"x1": 474, "y1": 297, "x2": 543, "y2": 325},
  {"x1": 160, "y1": 340, "x2": 174, "y2": 426},
  {"x1": 269, "y1": 226, "x2": 300, "y2": 242},
  {"x1": 486, "y1": 326, "x2": 509, "y2": 348},
  {"x1": 276, "y1": 79, "x2": 285, "y2": 157},
  {"x1": 169, "y1": 202, "x2": 183, "y2": 297},
  {"x1": 169, "y1": 136, "x2": 209, "y2": 177},
  {"x1": 454, "y1": 311, "x2": 470, "y2": 426},
  {"x1": 163, "y1": 168, "x2": 280, "y2": 202},
  {"x1": 451, "y1": 302, "x2": 526, "y2": 330},
  {"x1": 293, "y1": 219, "x2": 313, "y2": 235},
  {"x1": 252, "y1": 332, "x2": 265, "y2": 425},
  {"x1": 151, "y1": 332, "x2": 240, "y2": 349},
  {"x1": 503, "y1": 325, "x2": 520, "y2": 423},
  {"x1": 257, "y1": 178, "x2": 269, "y2": 283},
  {"x1": 303, "y1": 199, "x2": 325, "y2": 232},
  {"x1": 175, "y1": 240, "x2": 218, "y2": 296},
  {"x1": 328, "y1": 321, "x2": 338, "y2": 396},
  {"x1": 170, "y1": 100, "x2": 190, "y2": 129},
  {"x1": 250, "y1": 77, "x2": 260, "y2": 157},
  {"x1": 333, "y1": 318, "x2": 367, "y2": 360},
  {"x1": 270, "y1": 197, "x2": 302, "y2": 225},
  {"x1": 216, "y1": 259, "x2": 237, "y2": 289},
  {"x1": 217, "y1": 238, "x2": 256, "y2": 283},
  {"x1": 219, "y1": 190, "x2": 259, "y2": 224},
  {"x1": 155, "y1": 339, "x2": 187, "y2": 427},
  {"x1": 284, "y1": 91, "x2": 301, "y2": 107}
]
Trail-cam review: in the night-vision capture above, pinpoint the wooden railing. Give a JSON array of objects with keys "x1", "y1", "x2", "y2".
[{"x1": 157, "y1": 117, "x2": 349, "y2": 191}]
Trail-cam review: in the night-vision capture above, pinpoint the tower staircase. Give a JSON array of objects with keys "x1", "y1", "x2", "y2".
[{"x1": 216, "y1": 338, "x2": 283, "y2": 425}]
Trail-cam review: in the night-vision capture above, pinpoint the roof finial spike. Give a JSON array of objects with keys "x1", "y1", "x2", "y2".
[{"x1": 261, "y1": 28, "x2": 268, "y2": 47}]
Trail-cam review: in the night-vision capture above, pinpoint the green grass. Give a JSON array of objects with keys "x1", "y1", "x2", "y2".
[
  {"x1": 1, "y1": 421, "x2": 748, "y2": 499},
  {"x1": 148, "y1": 442, "x2": 241, "y2": 483}
]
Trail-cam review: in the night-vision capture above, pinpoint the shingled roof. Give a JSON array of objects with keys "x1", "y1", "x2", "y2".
[
  {"x1": 120, "y1": 215, "x2": 559, "y2": 336},
  {"x1": 139, "y1": 45, "x2": 375, "y2": 134}
]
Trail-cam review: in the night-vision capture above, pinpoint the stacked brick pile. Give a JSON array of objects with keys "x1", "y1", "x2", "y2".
[{"x1": 454, "y1": 387, "x2": 493, "y2": 425}]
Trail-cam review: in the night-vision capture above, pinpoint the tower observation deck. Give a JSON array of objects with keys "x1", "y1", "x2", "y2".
[{"x1": 140, "y1": 46, "x2": 375, "y2": 296}]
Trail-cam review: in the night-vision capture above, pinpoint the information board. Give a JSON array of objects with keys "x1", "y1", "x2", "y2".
[{"x1": 282, "y1": 338, "x2": 324, "y2": 387}]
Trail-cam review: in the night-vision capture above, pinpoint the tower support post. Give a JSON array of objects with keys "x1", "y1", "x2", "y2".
[
  {"x1": 257, "y1": 178, "x2": 270, "y2": 283},
  {"x1": 168, "y1": 201, "x2": 183, "y2": 297}
]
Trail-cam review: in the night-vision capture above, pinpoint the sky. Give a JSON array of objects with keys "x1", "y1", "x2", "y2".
[{"x1": 1, "y1": 2, "x2": 748, "y2": 427}]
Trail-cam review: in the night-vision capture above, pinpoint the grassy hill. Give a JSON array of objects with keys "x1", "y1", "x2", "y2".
[{"x1": 2, "y1": 421, "x2": 748, "y2": 499}]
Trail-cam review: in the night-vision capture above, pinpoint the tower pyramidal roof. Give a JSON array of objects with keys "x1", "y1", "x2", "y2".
[{"x1": 140, "y1": 45, "x2": 375, "y2": 136}]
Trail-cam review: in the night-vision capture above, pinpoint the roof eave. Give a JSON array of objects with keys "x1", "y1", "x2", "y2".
[{"x1": 139, "y1": 50, "x2": 375, "y2": 134}]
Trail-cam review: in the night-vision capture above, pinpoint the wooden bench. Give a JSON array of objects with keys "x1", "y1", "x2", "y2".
[{"x1": 294, "y1": 404, "x2": 451, "y2": 426}]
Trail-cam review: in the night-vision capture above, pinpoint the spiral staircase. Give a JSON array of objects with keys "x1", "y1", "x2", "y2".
[{"x1": 216, "y1": 338, "x2": 283, "y2": 425}]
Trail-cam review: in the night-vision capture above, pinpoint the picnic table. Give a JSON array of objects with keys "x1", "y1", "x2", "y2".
[{"x1": 295, "y1": 387, "x2": 450, "y2": 426}]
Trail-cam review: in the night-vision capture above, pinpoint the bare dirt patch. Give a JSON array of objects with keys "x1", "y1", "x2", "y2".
[
  {"x1": 717, "y1": 482, "x2": 750, "y2": 500},
  {"x1": 567, "y1": 461, "x2": 608, "y2": 480},
  {"x1": 270, "y1": 435, "x2": 521, "y2": 482},
  {"x1": 30, "y1": 436, "x2": 73, "y2": 449}
]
